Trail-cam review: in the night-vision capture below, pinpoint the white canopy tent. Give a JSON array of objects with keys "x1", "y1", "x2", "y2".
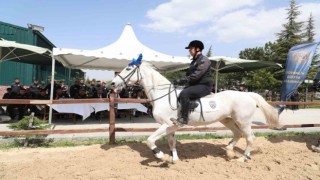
[{"x1": 53, "y1": 23, "x2": 190, "y2": 72}]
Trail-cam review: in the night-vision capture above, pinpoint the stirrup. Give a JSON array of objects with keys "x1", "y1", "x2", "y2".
[{"x1": 170, "y1": 117, "x2": 187, "y2": 126}]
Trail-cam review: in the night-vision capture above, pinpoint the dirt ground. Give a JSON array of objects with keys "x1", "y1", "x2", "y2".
[{"x1": 0, "y1": 135, "x2": 320, "y2": 180}]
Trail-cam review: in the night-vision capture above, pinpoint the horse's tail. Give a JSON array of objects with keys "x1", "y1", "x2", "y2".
[{"x1": 247, "y1": 92, "x2": 279, "y2": 128}]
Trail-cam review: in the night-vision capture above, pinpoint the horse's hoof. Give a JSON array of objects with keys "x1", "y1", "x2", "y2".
[
  {"x1": 236, "y1": 155, "x2": 250, "y2": 162},
  {"x1": 155, "y1": 151, "x2": 164, "y2": 159},
  {"x1": 311, "y1": 145, "x2": 320, "y2": 153},
  {"x1": 236, "y1": 156, "x2": 245, "y2": 162},
  {"x1": 170, "y1": 156, "x2": 180, "y2": 163},
  {"x1": 226, "y1": 149, "x2": 236, "y2": 160}
]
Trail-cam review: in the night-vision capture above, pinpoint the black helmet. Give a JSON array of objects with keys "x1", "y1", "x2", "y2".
[{"x1": 185, "y1": 40, "x2": 204, "y2": 50}]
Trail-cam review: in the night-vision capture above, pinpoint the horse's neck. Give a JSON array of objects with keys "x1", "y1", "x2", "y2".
[{"x1": 139, "y1": 64, "x2": 174, "y2": 106}]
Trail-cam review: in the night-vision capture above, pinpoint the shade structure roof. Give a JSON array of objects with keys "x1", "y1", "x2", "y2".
[
  {"x1": 53, "y1": 23, "x2": 190, "y2": 72},
  {"x1": 208, "y1": 56, "x2": 282, "y2": 93},
  {"x1": 0, "y1": 38, "x2": 52, "y2": 65},
  {"x1": 209, "y1": 56, "x2": 282, "y2": 73}
]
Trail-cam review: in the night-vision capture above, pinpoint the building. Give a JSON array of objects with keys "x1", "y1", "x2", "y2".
[{"x1": 0, "y1": 21, "x2": 84, "y2": 87}]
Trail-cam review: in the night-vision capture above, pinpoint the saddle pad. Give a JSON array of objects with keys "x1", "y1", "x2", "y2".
[{"x1": 194, "y1": 97, "x2": 219, "y2": 113}]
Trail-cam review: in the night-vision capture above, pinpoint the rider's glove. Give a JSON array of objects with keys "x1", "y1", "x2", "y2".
[{"x1": 173, "y1": 76, "x2": 189, "y2": 85}]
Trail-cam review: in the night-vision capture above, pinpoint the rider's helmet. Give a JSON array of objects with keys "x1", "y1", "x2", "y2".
[{"x1": 185, "y1": 40, "x2": 204, "y2": 51}]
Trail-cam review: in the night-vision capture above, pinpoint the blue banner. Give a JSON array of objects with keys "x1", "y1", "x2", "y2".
[{"x1": 280, "y1": 42, "x2": 319, "y2": 102}]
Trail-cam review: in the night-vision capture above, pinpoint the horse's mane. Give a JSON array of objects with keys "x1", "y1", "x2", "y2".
[
  {"x1": 140, "y1": 62, "x2": 171, "y2": 84},
  {"x1": 141, "y1": 62, "x2": 158, "y2": 70}
]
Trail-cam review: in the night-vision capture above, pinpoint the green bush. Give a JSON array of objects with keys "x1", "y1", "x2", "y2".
[
  {"x1": 8, "y1": 115, "x2": 51, "y2": 131},
  {"x1": 7, "y1": 115, "x2": 52, "y2": 147}
]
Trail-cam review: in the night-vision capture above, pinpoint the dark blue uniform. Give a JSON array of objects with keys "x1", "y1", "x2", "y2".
[
  {"x1": 173, "y1": 53, "x2": 213, "y2": 125},
  {"x1": 179, "y1": 54, "x2": 212, "y2": 99}
]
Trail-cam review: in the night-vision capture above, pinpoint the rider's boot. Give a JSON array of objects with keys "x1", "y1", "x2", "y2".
[{"x1": 174, "y1": 97, "x2": 189, "y2": 125}]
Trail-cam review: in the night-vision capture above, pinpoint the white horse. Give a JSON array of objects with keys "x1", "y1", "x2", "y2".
[{"x1": 112, "y1": 60, "x2": 279, "y2": 162}]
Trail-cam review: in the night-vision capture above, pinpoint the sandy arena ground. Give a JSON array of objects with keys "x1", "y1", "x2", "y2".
[{"x1": 0, "y1": 135, "x2": 320, "y2": 180}]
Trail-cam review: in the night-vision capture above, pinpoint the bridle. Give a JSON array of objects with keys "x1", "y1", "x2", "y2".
[
  {"x1": 115, "y1": 65, "x2": 178, "y2": 110},
  {"x1": 116, "y1": 66, "x2": 142, "y2": 88}
]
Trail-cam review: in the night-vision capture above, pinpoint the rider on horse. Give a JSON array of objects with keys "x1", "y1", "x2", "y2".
[{"x1": 172, "y1": 40, "x2": 213, "y2": 125}]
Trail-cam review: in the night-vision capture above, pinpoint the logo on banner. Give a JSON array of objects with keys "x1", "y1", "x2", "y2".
[{"x1": 292, "y1": 50, "x2": 310, "y2": 64}]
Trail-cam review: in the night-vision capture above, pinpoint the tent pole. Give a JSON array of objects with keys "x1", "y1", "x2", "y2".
[
  {"x1": 215, "y1": 70, "x2": 218, "y2": 93},
  {"x1": 48, "y1": 55, "x2": 56, "y2": 124},
  {"x1": 215, "y1": 60, "x2": 220, "y2": 93},
  {"x1": 68, "y1": 68, "x2": 71, "y2": 86}
]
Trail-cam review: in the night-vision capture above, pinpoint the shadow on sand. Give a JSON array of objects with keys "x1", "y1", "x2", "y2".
[
  {"x1": 100, "y1": 139, "x2": 262, "y2": 167},
  {"x1": 265, "y1": 133, "x2": 319, "y2": 151}
]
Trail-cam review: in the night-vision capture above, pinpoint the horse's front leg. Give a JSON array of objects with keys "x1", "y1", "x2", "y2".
[
  {"x1": 146, "y1": 124, "x2": 179, "y2": 160},
  {"x1": 146, "y1": 124, "x2": 168, "y2": 159},
  {"x1": 168, "y1": 133, "x2": 179, "y2": 162}
]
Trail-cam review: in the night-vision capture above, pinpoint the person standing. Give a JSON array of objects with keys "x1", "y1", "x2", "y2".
[
  {"x1": 45, "y1": 80, "x2": 61, "y2": 99},
  {"x1": 11, "y1": 78, "x2": 23, "y2": 95},
  {"x1": 60, "y1": 80, "x2": 68, "y2": 94},
  {"x1": 171, "y1": 40, "x2": 213, "y2": 125},
  {"x1": 69, "y1": 80, "x2": 81, "y2": 98},
  {"x1": 29, "y1": 79, "x2": 41, "y2": 98}
]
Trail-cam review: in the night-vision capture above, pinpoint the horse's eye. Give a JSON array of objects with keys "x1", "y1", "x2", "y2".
[{"x1": 126, "y1": 67, "x2": 131, "y2": 71}]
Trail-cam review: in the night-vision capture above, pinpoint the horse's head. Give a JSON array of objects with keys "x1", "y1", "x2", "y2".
[{"x1": 111, "y1": 54, "x2": 143, "y2": 94}]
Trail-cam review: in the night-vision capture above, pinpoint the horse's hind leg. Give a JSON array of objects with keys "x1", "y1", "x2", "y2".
[
  {"x1": 220, "y1": 117, "x2": 242, "y2": 160},
  {"x1": 238, "y1": 124, "x2": 255, "y2": 162},
  {"x1": 168, "y1": 133, "x2": 179, "y2": 161}
]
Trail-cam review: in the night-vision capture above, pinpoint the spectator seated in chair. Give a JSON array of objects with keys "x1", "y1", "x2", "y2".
[
  {"x1": 31, "y1": 89, "x2": 49, "y2": 117},
  {"x1": 55, "y1": 87, "x2": 70, "y2": 99},
  {"x1": 71, "y1": 88, "x2": 88, "y2": 120},
  {"x1": 7, "y1": 87, "x2": 29, "y2": 120},
  {"x1": 91, "y1": 88, "x2": 107, "y2": 120},
  {"x1": 1, "y1": 88, "x2": 14, "y2": 115},
  {"x1": 75, "y1": 88, "x2": 88, "y2": 99},
  {"x1": 92, "y1": 88, "x2": 107, "y2": 99}
]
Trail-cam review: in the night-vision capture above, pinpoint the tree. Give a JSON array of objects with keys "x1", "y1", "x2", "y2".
[
  {"x1": 302, "y1": 13, "x2": 319, "y2": 89},
  {"x1": 237, "y1": 0, "x2": 318, "y2": 93},
  {"x1": 206, "y1": 45, "x2": 212, "y2": 57},
  {"x1": 239, "y1": 46, "x2": 280, "y2": 92},
  {"x1": 304, "y1": 13, "x2": 315, "y2": 43},
  {"x1": 274, "y1": 0, "x2": 305, "y2": 66}
]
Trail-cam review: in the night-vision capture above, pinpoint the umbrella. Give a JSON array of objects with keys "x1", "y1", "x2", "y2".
[
  {"x1": 209, "y1": 56, "x2": 282, "y2": 93},
  {"x1": 0, "y1": 38, "x2": 52, "y2": 65}
]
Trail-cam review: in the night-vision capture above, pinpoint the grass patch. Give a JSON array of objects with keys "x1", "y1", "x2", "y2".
[
  {"x1": 255, "y1": 131, "x2": 320, "y2": 139},
  {"x1": 174, "y1": 133, "x2": 232, "y2": 140},
  {"x1": 48, "y1": 139, "x2": 108, "y2": 147},
  {"x1": 0, "y1": 131, "x2": 319, "y2": 150}
]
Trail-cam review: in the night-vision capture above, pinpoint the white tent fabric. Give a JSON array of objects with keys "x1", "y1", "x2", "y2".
[{"x1": 53, "y1": 23, "x2": 190, "y2": 72}]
